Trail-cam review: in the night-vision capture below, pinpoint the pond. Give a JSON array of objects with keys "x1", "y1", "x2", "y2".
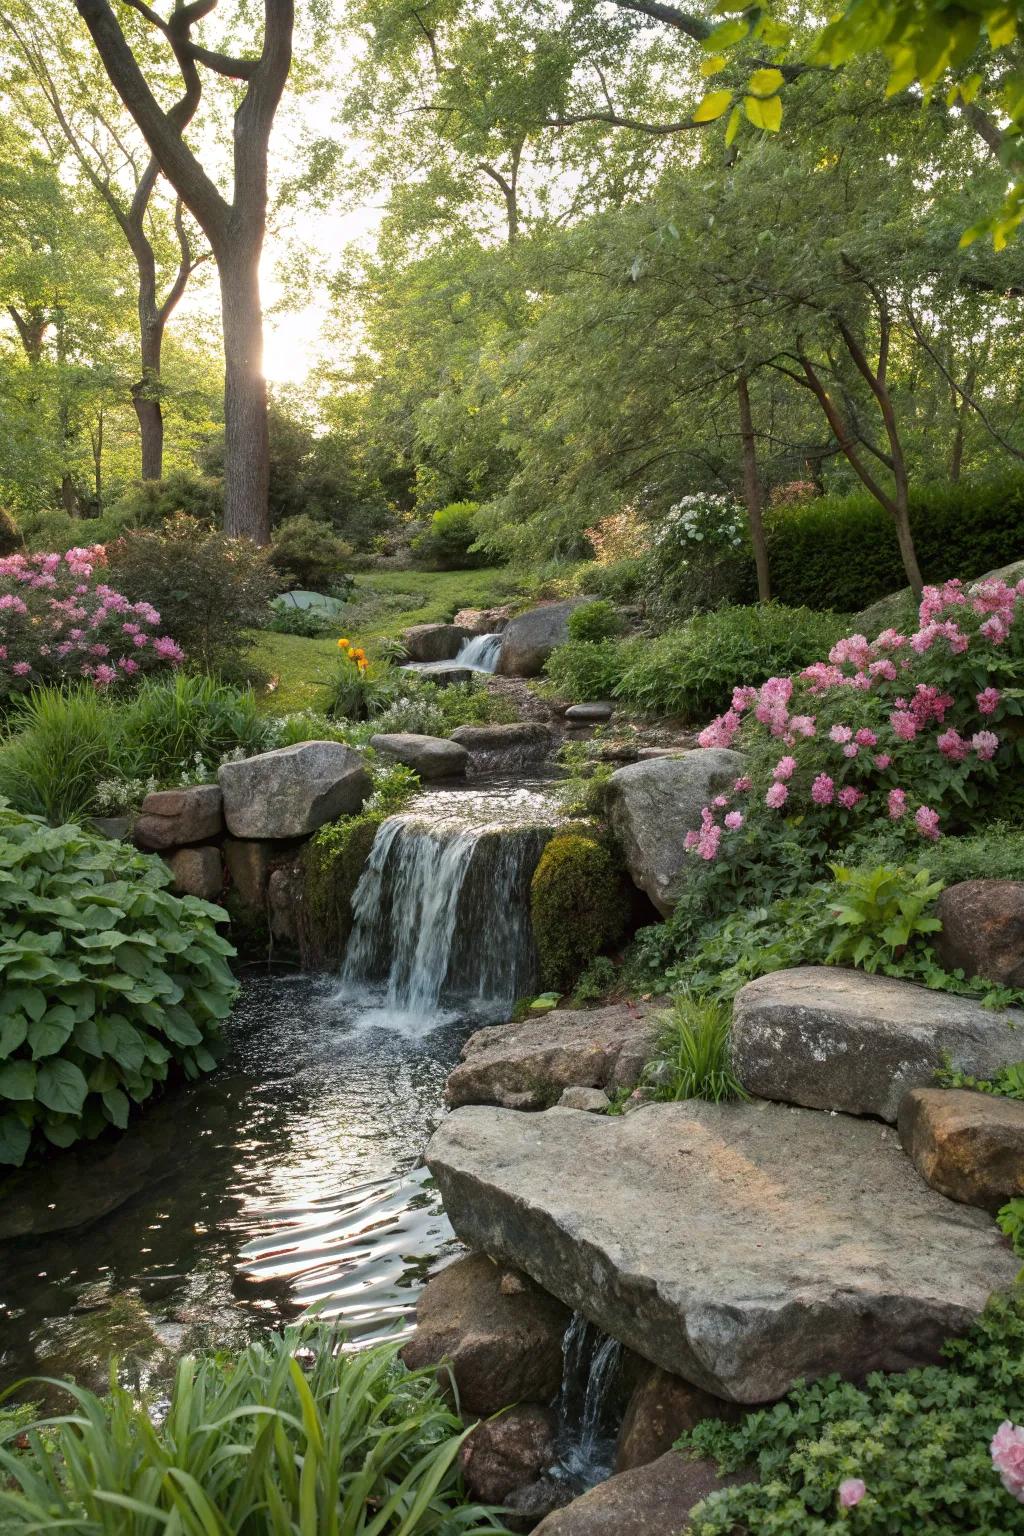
[{"x1": 0, "y1": 777, "x2": 563, "y2": 1399}]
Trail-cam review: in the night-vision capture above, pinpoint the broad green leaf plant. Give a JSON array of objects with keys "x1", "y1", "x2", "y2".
[{"x1": 0, "y1": 801, "x2": 236, "y2": 1166}]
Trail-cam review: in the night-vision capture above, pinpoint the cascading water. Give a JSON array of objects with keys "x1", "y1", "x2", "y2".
[
  {"x1": 454, "y1": 631, "x2": 502, "y2": 672},
  {"x1": 555, "y1": 1312, "x2": 625, "y2": 1485},
  {"x1": 336, "y1": 783, "x2": 556, "y2": 1026}
]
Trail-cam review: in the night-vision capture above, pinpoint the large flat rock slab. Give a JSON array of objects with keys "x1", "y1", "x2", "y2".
[
  {"x1": 732, "y1": 967, "x2": 1024, "y2": 1123},
  {"x1": 427, "y1": 1100, "x2": 1018, "y2": 1403},
  {"x1": 445, "y1": 1004, "x2": 656, "y2": 1110}
]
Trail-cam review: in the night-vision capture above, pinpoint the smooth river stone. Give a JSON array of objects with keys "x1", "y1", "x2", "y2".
[
  {"x1": 426, "y1": 1100, "x2": 1018, "y2": 1403},
  {"x1": 731, "y1": 966, "x2": 1024, "y2": 1123}
]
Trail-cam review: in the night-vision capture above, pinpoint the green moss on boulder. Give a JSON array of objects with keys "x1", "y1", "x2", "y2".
[{"x1": 530, "y1": 832, "x2": 628, "y2": 992}]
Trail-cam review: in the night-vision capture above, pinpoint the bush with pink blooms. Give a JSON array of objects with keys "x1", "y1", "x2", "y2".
[
  {"x1": 0, "y1": 546, "x2": 184, "y2": 702},
  {"x1": 688, "y1": 574, "x2": 1024, "y2": 878}
]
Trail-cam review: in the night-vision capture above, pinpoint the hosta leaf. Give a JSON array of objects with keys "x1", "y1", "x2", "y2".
[
  {"x1": 0, "y1": 1014, "x2": 28, "y2": 1056},
  {"x1": 28, "y1": 1007, "x2": 77, "y2": 1059},
  {"x1": 35, "y1": 1059, "x2": 88, "y2": 1117},
  {"x1": 0, "y1": 985, "x2": 46, "y2": 1022},
  {"x1": 0, "y1": 1059, "x2": 37, "y2": 1100}
]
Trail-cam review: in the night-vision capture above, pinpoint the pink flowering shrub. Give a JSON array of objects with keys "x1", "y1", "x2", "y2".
[
  {"x1": 0, "y1": 547, "x2": 184, "y2": 698},
  {"x1": 690, "y1": 576, "x2": 1024, "y2": 865}
]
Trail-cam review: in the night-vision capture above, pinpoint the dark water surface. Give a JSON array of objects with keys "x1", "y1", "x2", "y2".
[{"x1": 0, "y1": 974, "x2": 474, "y2": 1396}]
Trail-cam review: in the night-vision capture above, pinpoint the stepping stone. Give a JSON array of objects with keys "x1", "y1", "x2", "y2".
[
  {"x1": 732, "y1": 967, "x2": 1024, "y2": 1123},
  {"x1": 898, "y1": 1087, "x2": 1024, "y2": 1211},
  {"x1": 427, "y1": 1100, "x2": 1018, "y2": 1403},
  {"x1": 445, "y1": 1004, "x2": 656, "y2": 1110},
  {"x1": 565, "y1": 701, "x2": 614, "y2": 723}
]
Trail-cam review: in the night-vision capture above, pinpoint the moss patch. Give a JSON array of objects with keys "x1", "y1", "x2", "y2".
[{"x1": 530, "y1": 831, "x2": 629, "y2": 992}]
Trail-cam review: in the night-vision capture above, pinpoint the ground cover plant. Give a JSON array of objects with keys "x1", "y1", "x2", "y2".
[
  {"x1": 0, "y1": 803, "x2": 236, "y2": 1166},
  {"x1": 646, "y1": 994, "x2": 747, "y2": 1104},
  {"x1": 682, "y1": 1288, "x2": 1024, "y2": 1535},
  {"x1": 0, "y1": 1328, "x2": 510, "y2": 1535},
  {"x1": 0, "y1": 545, "x2": 183, "y2": 700}
]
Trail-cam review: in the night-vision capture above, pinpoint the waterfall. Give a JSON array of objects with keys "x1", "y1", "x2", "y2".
[
  {"x1": 554, "y1": 1312, "x2": 624, "y2": 1485},
  {"x1": 454, "y1": 632, "x2": 502, "y2": 672},
  {"x1": 337, "y1": 798, "x2": 550, "y2": 1023}
]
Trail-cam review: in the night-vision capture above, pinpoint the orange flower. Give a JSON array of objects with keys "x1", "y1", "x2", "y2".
[
  {"x1": 337, "y1": 637, "x2": 350, "y2": 649},
  {"x1": 354, "y1": 648, "x2": 366, "y2": 660}
]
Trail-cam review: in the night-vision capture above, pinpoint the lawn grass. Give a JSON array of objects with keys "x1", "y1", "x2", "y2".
[{"x1": 250, "y1": 565, "x2": 523, "y2": 714}]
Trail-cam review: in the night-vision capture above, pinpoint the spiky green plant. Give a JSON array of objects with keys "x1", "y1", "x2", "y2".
[
  {"x1": 647, "y1": 993, "x2": 748, "y2": 1103},
  {"x1": 0, "y1": 1329, "x2": 510, "y2": 1535}
]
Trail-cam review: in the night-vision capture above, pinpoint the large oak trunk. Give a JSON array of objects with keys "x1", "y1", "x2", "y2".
[{"x1": 219, "y1": 248, "x2": 270, "y2": 544}]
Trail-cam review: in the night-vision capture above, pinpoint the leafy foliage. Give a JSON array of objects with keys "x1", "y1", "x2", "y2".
[
  {"x1": 412, "y1": 502, "x2": 487, "y2": 570},
  {"x1": 0, "y1": 1327, "x2": 509, "y2": 1535},
  {"x1": 685, "y1": 1288, "x2": 1024, "y2": 1535},
  {"x1": 646, "y1": 993, "x2": 747, "y2": 1104},
  {"x1": 105, "y1": 514, "x2": 281, "y2": 677},
  {"x1": 530, "y1": 832, "x2": 628, "y2": 992},
  {"x1": 825, "y1": 864, "x2": 944, "y2": 972},
  {"x1": 269, "y1": 513, "x2": 353, "y2": 591},
  {"x1": 998, "y1": 1200, "x2": 1024, "y2": 1257},
  {"x1": 567, "y1": 599, "x2": 623, "y2": 643},
  {"x1": 0, "y1": 802, "x2": 235, "y2": 1166},
  {"x1": 935, "y1": 1060, "x2": 1024, "y2": 1100}
]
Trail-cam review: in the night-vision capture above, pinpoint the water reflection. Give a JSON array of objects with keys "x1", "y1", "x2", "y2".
[{"x1": 0, "y1": 974, "x2": 471, "y2": 1394}]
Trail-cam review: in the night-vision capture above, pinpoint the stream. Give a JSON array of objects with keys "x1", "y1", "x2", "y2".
[{"x1": 0, "y1": 777, "x2": 560, "y2": 1400}]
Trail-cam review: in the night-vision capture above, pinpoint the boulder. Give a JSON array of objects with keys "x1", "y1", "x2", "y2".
[
  {"x1": 532, "y1": 1452, "x2": 750, "y2": 1536},
  {"x1": 607, "y1": 751, "x2": 746, "y2": 915},
  {"x1": 559, "y1": 1086, "x2": 612, "y2": 1113},
  {"x1": 454, "y1": 605, "x2": 512, "y2": 634},
  {"x1": 504, "y1": 1477, "x2": 576, "y2": 1532},
  {"x1": 163, "y1": 845, "x2": 223, "y2": 901},
  {"x1": 565, "y1": 703, "x2": 614, "y2": 724},
  {"x1": 450, "y1": 721, "x2": 554, "y2": 756},
  {"x1": 217, "y1": 741, "x2": 371, "y2": 840},
  {"x1": 898, "y1": 1087, "x2": 1024, "y2": 1211},
  {"x1": 498, "y1": 602, "x2": 584, "y2": 677},
  {"x1": 369, "y1": 732, "x2": 470, "y2": 779},
  {"x1": 133, "y1": 784, "x2": 223, "y2": 850},
  {"x1": 445, "y1": 1005, "x2": 656, "y2": 1111},
  {"x1": 89, "y1": 814, "x2": 134, "y2": 842},
  {"x1": 459, "y1": 1406, "x2": 557, "y2": 1503},
  {"x1": 400, "y1": 662, "x2": 476, "y2": 687},
  {"x1": 427, "y1": 1100, "x2": 1018, "y2": 1403},
  {"x1": 616, "y1": 1368, "x2": 738, "y2": 1473},
  {"x1": 267, "y1": 862, "x2": 301, "y2": 945},
  {"x1": 223, "y1": 838, "x2": 284, "y2": 908},
  {"x1": 854, "y1": 557, "x2": 1024, "y2": 640},
  {"x1": 935, "y1": 880, "x2": 1024, "y2": 989},
  {"x1": 731, "y1": 966, "x2": 1024, "y2": 1123},
  {"x1": 402, "y1": 622, "x2": 471, "y2": 662},
  {"x1": 400, "y1": 1253, "x2": 571, "y2": 1414}
]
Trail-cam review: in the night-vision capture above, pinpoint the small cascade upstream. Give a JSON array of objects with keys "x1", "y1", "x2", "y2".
[
  {"x1": 454, "y1": 631, "x2": 502, "y2": 672},
  {"x1": 555, "y1": 1312, "x2": 625, "y2": 1486},
  {"x1": 337, "y1": 782, "x2": 556, "y2": 1026}
]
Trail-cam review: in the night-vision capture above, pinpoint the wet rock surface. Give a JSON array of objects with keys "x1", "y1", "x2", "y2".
[
  {"x1": 615, "y1": 1367, "x2": 740, "y2": 1473},
  {"x1": 427, "y1": 1100, "x2": 1018, "y2": 1402},
  {"x1": 898, "y1": 1087, "x2": 1024, "y2": 1210},
  {"x1": 459, "y1": 1405, "x2": 558, "y2": 1503},
  {"x1": 532, "y1": 1452, "x2": 751, "y2": 1536},
  {"x1": 400, "y1": 1253, "x2": 571, "y2": 1414},
  {"x1": 732, "y1": 967, "x2": 1024, "y2": 1122},
  {"x1": 401, "y1": 622, "x2": 471, "y2": 662},
  {"x1": 935, "y1": 879, "x2": 1024, "y2": 988},
  {"x1": 445, "y1": 1005, "x2": 656, "y2": 1111},
  {"x1": 607, "y1": 750, "x2": 746, "y2": 914},
  {"x1": 218, "y1": 741, "x2": 371, "y2": 839}
]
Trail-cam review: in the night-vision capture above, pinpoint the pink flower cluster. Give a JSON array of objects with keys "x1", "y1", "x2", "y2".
[
  {"x1": 991, "y1": 1421, "x2": 1024, "y2": 1503},
  {"x1": 0, "y1": 547, "x2": 184, "y2": 695},
  {"x1": 688, "y1": 576, "x2": 1023, "y2": 861}
]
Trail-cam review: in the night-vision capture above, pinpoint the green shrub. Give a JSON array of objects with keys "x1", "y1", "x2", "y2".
[
  {"x1": 0, "y1": 1327, "x2": 508, "y2": 1535},
  {"x1": 105, "y1": 513, "x2": 281, "y2": 676},
  {"x1": 530, "y1": 833, "x2": 628, "y2": 991},
  {"x1": 576, "y1": 556, "x2": 648, "y2": 605},
  {"x1": 412, "y1": 502, "x2": 487, "y2": 570},
  {"x1": 614, "y1": 605, "x2": 847, "y2": 720},
  {"x1": 645, "y1": 994, "x2": 747, "y2": 1103},
  {"x1": 0, "y1": 678, "x2": 274, "y2": 825},
  {"x1": 0, "y1": 804, "x2": 235, "y2": 1166},
  {"x1": 269, "y1": 513, "x2": 353, "y2": 590},
  {"x1": 544, "y1": 639, "x2": 637, "y2": 702},
  {"x1": 568, "y1": 599, "x2": 623, "y2": 642},
  {"x1": 684, "y1": 1288, "x2": 1024, "y2": 1535},
  {"x1": 266, "y1": 604, "x2": 338, "y2": 638},
  {"x1": 109, "y1": 469, "x2": 223, "y2": 530},
  {"x1": 0, "y1": 506, "x2": 22, "y2": 556},
  {"x1": 761, "y1": 474, "x2": 1024, "y2": 612},
  {"x1": 825, "y1": 863, "x2": 944, "y2": 972},
  {"x1": 572, "y1": 954, "x2": 618, "y2": 1004}
]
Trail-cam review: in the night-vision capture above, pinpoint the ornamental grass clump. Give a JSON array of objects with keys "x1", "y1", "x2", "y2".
[
  {"x1": 689, "y1": 575, "x2": 1024, "y2": 866},
  {"x1": 0, "y1": 1328, "x2": 509, "y2": 1535},
  {"x1": 0, "y1": 545, "x2": 184, "y2": 700},
  {"x1": 0, "y1": 802, "x2": 236, "y2": 1166}
]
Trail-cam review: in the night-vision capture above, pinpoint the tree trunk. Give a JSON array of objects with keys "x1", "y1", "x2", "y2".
[
  {"x1": 219, "y1": 245, "x2": 270, "y2": 543},
  {"x1": 132, "y1": 318, "x2": 165, "y2": 481},
  {"x1": 736, "y1": 373, "x2": 771, "y2": 602},
  {"x1": 91, "y1": 407, "x2": 104, "y2": 512}
]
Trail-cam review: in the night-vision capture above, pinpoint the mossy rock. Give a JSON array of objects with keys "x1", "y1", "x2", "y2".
[
  {"x1": 530, "y1": 831, "x2": 629, "y2": 992},
  {"x1": 298, "y1": 812, "x2": 382, "y2": 966}
]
